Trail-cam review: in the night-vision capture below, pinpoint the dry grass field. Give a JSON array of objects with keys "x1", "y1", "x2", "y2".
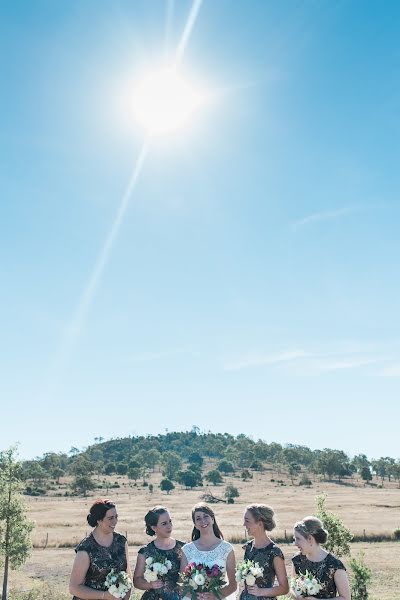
[{"x1": 3, "y1": 470, "x2": 400, "y2": 599}]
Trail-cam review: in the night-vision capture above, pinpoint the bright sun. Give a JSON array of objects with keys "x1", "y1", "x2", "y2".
[{"x1": 132, "y1": 66, "x2": 204, "y2": 135}]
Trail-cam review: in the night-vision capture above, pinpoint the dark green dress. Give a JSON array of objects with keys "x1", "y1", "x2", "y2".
[
  {"x1": 240, "y1": 541, "x2": 285, "y2": 600},
  {"x1": 292, "y1": 553, "x2": 346, "y2": 598},
  {"x1": 138, "y1": 540, "x2": 184, "y2": 600},
  {"x1": 73, "y1": 532, "x2": 127, "y2": 598}
]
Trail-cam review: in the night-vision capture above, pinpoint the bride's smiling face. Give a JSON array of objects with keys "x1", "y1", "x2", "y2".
[{"x1": 194, "y1": 510, "x2": 214, "y2": 533}]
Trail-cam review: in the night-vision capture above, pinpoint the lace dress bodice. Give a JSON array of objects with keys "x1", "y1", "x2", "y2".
[{"x1": 182, "y1": 540, "x2": 236, "y2": 600}]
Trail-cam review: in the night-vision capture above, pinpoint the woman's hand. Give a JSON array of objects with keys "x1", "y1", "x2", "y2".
[
  {"x1": 150, "y1": 580, "x2": 164, "y2": 590},
  {"x1": 246, "y1": 586, "x2": 265, "y2": 597},
  {"x1": 197, "y1": 593, "x2": 215, "y2": 600}
]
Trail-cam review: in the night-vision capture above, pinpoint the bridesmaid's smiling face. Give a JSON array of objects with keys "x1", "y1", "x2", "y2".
[
  {"x1": 152, "y1": 511, "x2": 173, "y2": 538},
  {"x1": 98, "y1": 507, "x2": 118, "y2": 534},
  {"x1": 293, "y1": 530, "x2": 312, "y2": 554},
  {"x1": 194, "y1": 510, "x2": 214, "y2": 533},
  {"x1": 243, "y1": 510, "x2": 261, "y2": 536}
]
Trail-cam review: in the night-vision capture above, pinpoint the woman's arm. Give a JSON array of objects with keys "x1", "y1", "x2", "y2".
[
  {"x1": 292, "y1": 569, "x2": 351, "y2": 600},
  {"x1": 220, "y1": 549, "x2": 238, "y2": 599},
  {"x1": 69, "y1": 551, "x2": 115, "y2": 600},
  {"x1": 180, "y1": 552, "x2": 188, "y2": 572},
  {"x1": 124, "y1": 542, "x2": 133, "y2": 600},
  {"x1": 246, "y1": 556, "x2": 289, "y2": 597},
  {"x1": 288, "y1": 564, "x2": 300, "y2": 600},
  {"x1": 133, "y1": 552, "x2": 164, "y2": 591},
  {"x1": 302, "y1": 569, "x2": 350, "y2": 600}
]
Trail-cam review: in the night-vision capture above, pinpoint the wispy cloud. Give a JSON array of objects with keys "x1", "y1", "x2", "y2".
[
  {"x1": 379, "y1": 364, "x2": 400, "y2": 377},
  {"x1": 223, "y1": 349, "x2": 308, "y2": 371},
  {"x1": 223, "y1": 343, "x2": 393, "y2": 375},
  {"x1": 291, "y1": 206, "x2": 357, "y2": 230}
]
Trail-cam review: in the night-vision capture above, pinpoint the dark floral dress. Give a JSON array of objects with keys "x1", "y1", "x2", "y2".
[
  {"x1": 73, "y1": 532, "x2": 127, "y2": 599},
  {"x1": 240, "y1": 541, "x2": 285, "y2": 600},
  {"x1": 138, "y1": 540, "x2": 184, "y2": 600},
  {"x1": 292, "y1": 553, "x2": 346, "y2": 598}
]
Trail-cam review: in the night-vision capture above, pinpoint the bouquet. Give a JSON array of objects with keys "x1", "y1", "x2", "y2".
[
  {"x1": 180, "y1": 561, "x2": 226, "y2": 599},
  {"x1": 144, "y1": 555, "x2": 173, "y2": 583},
  {"x1": 104, "y1": 569, "x2": 133, "y2": 599},
  {"x1": 235, "y1": 560, "x2": 264, "y2": 586},
  {"x1": 291, "y1": 570, "x2": 322, "y2": 597}
]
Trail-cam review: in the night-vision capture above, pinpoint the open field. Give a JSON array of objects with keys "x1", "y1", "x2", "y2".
[
  {"x1": 25, "y1": 472, "x2": 400, "y2": 548},
  {"x1": 2, "y1": 471, "x2": 400, "y2": 599}
]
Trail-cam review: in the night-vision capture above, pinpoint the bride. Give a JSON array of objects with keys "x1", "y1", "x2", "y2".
[{"x1": 181, "y1": 503, "x2": 237, "y2": 600}]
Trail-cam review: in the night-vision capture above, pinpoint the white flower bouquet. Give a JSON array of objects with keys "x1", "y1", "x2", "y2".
[
  {"x1": 104, "y1": 569, "x2": 132, "y2": 599},
  {"x1": 291, "y1": 570, "x2": 322, "y2": 597},
  {"x1": 144, "y1": 556, "x2": 173, "y2": 583},
  {"x1": 235, "y1": 559, "x2": 264, "y2": 586}
]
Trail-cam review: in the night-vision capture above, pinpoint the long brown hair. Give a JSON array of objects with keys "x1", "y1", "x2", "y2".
[{"x1": 191, "y1": 503, "x2": 224, "y2": 540}]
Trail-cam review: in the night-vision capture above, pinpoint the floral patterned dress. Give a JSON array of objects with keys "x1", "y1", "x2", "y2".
[
  {"x1": 138, "y1": 540, "x2": 185, "y2": 600},
  {"x1": 292, "y1": 553, "x2": 346, "y2": 598},
  {"x1": 240, "y1": 541, "x2": 285, "y2": 600},
  {"x1": 73, "y1": 532, "x2": 127, "y2": 599}
]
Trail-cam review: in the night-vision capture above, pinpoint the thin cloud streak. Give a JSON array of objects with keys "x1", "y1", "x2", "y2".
[
  {"x1": 292, "y1": 206, "x2": 357, "y2": 230},
  {"x1": 224, "y1": 346, "x2": 392, "y2": 375},
  {"x1": 224, "y1": 350, "x2": 308, "y2": 371},
  {"x1": 379, "y1": 364, "x2": 400, "y2": 377}
]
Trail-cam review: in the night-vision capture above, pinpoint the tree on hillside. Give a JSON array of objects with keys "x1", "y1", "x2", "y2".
[
  {"x1": 224, "y1": 485, "x2": 239, "y2": 503},
  {"x1": 116, "y1": 463, "x2": 128, "y2": 475},
  {"x1": 162, "y1": 452, "x2": 182, "y2": 480},
  {"x1": 128, "y1": 467, "x2": 141, "y2": 482},
  {"x1": 205, "y1": 470, "x2": 223, "y2": 485},
  {"x1": 70, "y1": 456, "x2": 95, "y2": 496},
  {"x1": 0, "y1": 447, "x2": 35, "y2": 600},
  {"x1": 241, "y1": 469, "x2": 253, "y2": 481},
  {"x1": 104, "y1": 462, "x2": 116, "y2": 475},
  {"x1": 360, "y1": 466, "x2": 372, "y2": 483},
  {"x1": 177, "y1": 469, "x2": 202, "y2": 489},
  {"x1": 160, "y1": 479, "x2": 175, "y2": 494},
  {"x1": 23, "y1": 462, "x2": 49, "y2": 487},
  {"x1": 188, "y1": 452, "x2": 203, "y2": 468},
  {"x1": 53, "y1": 467, "x2": 65, "y2": 484},
  {"x1": 142, "y1": 449, "x2": 161, "y2": 471},
  {"x1": 71, "y1": 474, "x2": 96, "y2": 496},
  {"x1": 316, "y1": 494, "x2": 352, "y2": 557},
  {"x1": 288, "y1": 462, "x2": 301, "y2": 484},
  {"x1": 217, "y1": 460, "x2": 234, "y2": 474}
]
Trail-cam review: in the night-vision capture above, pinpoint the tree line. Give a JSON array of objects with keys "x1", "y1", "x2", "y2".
[{"x1": 19, "y1": 429, "x2": 400, "y2": 496}]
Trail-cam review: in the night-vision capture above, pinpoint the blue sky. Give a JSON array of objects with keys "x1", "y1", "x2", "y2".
[{"x1": 1, "y1": 0, "x2": 399, "y2": 460}]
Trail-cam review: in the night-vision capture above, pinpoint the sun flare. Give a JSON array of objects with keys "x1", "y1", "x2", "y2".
[{"x1": 132, "y1": 66, "x2": 204, "y2": 135}]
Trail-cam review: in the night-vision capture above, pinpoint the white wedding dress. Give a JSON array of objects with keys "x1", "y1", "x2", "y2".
[{"x1": 182, "y1": 540, "x2": 236, "y2": 600}]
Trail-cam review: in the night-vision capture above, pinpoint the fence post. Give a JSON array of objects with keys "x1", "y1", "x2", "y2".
[{"x1": 44, "y1": 532, "x2": 48, "y2": 549}]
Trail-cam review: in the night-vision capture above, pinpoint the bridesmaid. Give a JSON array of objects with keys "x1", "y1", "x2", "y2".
[
  {"x1": 134, "y1": 506, "x2": 184, "y2": 600},
  {"x1": 290, "y1": 516, "x2": 350, "y2": 599},
  {"x1": 241, "y1": 504, "x2": 288, "y2": 599},
  {"x1": 69, "y1": 499, "x2": 131, "y2": 600}
]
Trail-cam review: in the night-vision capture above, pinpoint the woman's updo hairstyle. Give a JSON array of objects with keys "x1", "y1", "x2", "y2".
[
  {"x1": 191, "y1": 503, "x2": 224, "y2": 541},
  {"x1": 294, "y1": 515, "x2": 328, "y2": 544},
  {"x1": 144, "y1": 506, "x2": 169, "y2": 536},
  {"x1": 247, "y1": 504, "x2": 276, "y2": 531},
  {"x1": 87, "y1": 499, "x2": 116, "y2": 527}
]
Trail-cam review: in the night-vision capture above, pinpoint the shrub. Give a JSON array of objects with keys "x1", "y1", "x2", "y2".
[
  {"x1": 349, "y1": 552, "x2": 372, "y2": 600},
  {"x1": 316, "y1": 494, "x2": 353, "y2": 557},
  {"x1": 224, "y1": 484, "x2": 239, "y2": 502},
  {"x1": 394, "y1": 527, "x2": 400, "y2": 540},
  {"x1": 299, "y1": 474, "x2": 312, "y2": 486}
]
